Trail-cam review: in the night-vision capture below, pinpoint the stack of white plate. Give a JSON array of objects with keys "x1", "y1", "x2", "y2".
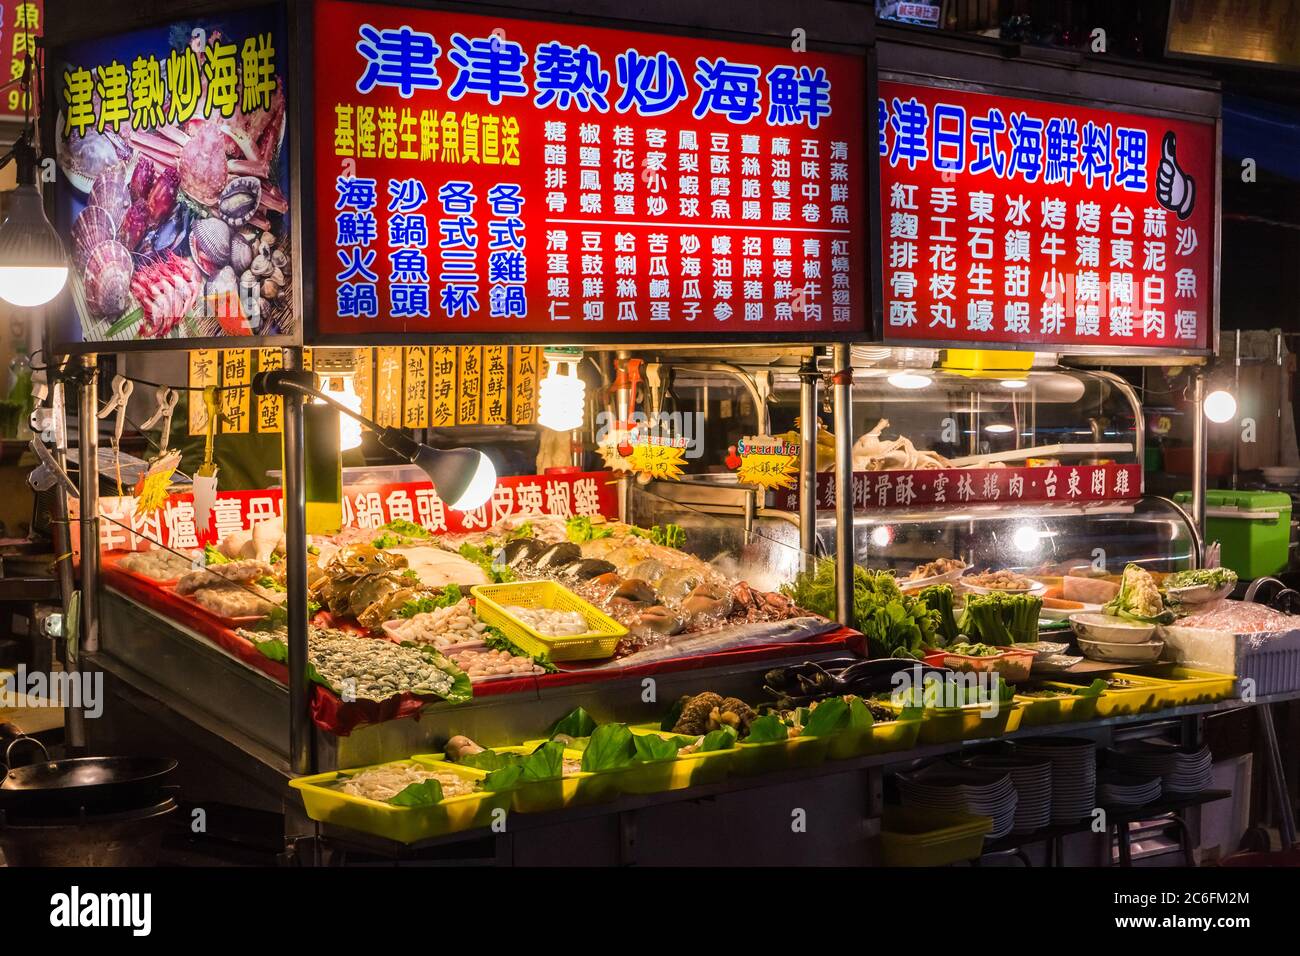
[
  {"x1": 967, "y1": 754, "x2": 1053, "y2": 833},
  {"x1": 1098, "y1": 771, "x2": 1163, "y2": 807},
  {"x1": 1105, "y1": 741, "x2": 1214, "y2": 795},
  {"x1": 1015, "y1": 738, "x2": 1097, "y2": 823},
  {"x1": 897, "y1": 766, "x2": 1020, "y2": 841}
]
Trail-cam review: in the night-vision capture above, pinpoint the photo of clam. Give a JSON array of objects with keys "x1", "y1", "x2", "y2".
[{"x1": 54, "y1": 11, "x2": 291, "y2": 344}]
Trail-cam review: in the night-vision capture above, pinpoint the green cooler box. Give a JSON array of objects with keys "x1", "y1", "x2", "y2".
[{"x1": 1174, "y1": 490, "x2": 1293, "y2": 580}]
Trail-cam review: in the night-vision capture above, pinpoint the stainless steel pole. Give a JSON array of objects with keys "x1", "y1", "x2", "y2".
[
  {"x1": 798, "y1": 355, "x2": 818, "y2": 559},
  {"x1": 1191, "y1": 368, "x2": 1207, "y2": 559},
  {"x1": 832, "y1": 343, "x2": 854, "y2": 628},
  {"x1": 77, "y1": 354, "x2": 100, "y2": 655},
  {"x1": 50, "y1": 374, "x2": 84, "y2": 749},
  {"x1": 282, "y1": 348, "x2": 312, "y2": 775}
]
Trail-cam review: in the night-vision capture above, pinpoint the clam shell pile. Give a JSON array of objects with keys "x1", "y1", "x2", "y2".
[{"x1": 241, "y1": 626, "x2": 458, "y2": 701}]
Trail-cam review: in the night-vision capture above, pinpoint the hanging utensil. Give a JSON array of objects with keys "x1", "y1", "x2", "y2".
[{"x1": 96, "y1": 375, "x2": 134, "y2": 497}]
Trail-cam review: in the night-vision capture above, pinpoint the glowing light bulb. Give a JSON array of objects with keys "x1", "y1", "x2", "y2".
[
  {"x1": 538, "y1": 357, "x2": 586, "y2": 431},
  {"x1": 887, "y1": 371, "x2": 932, "y2": 390},
  {"x1": 447, "y1": 452, "x2": 496, "y2": 511},
  {"x1": 329, "y1": 377, "x2": 363, "y2": 450},
  {"x1": 1204, "y1": 389, "x2": 1237, "y2": 424}
]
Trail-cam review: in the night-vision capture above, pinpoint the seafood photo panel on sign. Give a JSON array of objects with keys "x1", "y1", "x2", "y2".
[{"x1": 51, "y1": 4, "x2": 292, "y2": 350}]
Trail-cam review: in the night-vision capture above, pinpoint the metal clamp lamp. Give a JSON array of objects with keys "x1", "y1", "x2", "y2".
[{"x1": 252, "y1": 368, "x2": 496, "y2": 511}]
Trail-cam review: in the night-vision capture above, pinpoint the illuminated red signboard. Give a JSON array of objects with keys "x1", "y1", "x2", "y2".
[
  {"x1": 313, "y1": 0, "x2": 868, "y2": 339},
  {"x1": 879, "y1": 80, "x2": 1215, "y2": 351}
]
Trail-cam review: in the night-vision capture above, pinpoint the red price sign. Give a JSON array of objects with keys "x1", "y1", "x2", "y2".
[
  {"x1": 879, "y1": 80, "x2": 1215, "y2": 352},
  {"x1": 312, "y1": 0, "x2": 868, "y2": 340}
]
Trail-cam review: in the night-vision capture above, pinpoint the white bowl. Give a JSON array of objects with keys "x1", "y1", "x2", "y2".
[
  {"x1": 1165, "y1": 582, "x2": 1234, "y2": 605},
  {"x1": 961, "y1": 578, "x2": 1047, "y2": 597},
  {"x1": 899, "y1": 564, "x2": 967, "y2": 592},
  {"x1": 1262, "y1": 466, "x2": 1300, "y2": 485},
  {"x1": 1069, "y1": 612, "x2": 1156, "y2": 644},
  {"x1": 1076, "y1": 636, "x2": 1164, "y2": 664}
]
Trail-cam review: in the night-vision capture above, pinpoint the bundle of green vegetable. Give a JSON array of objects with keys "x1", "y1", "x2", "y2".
[
  {"x1": 781, "y1": 559, "x2": 940, "y2": 658},
  {"x1": 1163, "y1": 567, "x2": 1237, "y2": 591},
  {"x1": 958, "y1": 592, "x2": 1042, "y2": 645},
  {"x1": 916, "y1": 584, "x2": 959, "y2": 645},
  {"x1": 1103, "y1": 563, "x2": 1174, "y2": 624}
]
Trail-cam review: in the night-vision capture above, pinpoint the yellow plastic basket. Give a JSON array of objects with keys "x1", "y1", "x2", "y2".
[
  {"x1": 1049, "y1": 674, "x2": 1164, "y2": 717},
  {"x1": 471, "y1": 581, "x2": 628, "y2": 661},
  {"x1": 416, "y1": 746, "x2": 623, "y2": 814},
  {"x1": 625, "y1": 726, "x2": 736, "y2": 792},
  {"x1": 826, "y1": 711, "x2": 924, "y2": 760},
  {"x1": 289, "y1": 760, "x2": 505, "y2": 844},
  {"x1": 1014, "y1": 689, "x2": 1101, "y2": 727},
  {"x1": 1130, "y1": 665, "x2": 1237, "y2": 707},
  {"x1": 880, "y1": 806, "x2": 993, "y2": 866}
]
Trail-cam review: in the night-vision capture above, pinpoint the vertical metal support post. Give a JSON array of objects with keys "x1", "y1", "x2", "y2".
[
  {"x1": 1257, "y1": 704, "x2": 1297, "y2": 849},
  {"x1": 1231, "y1": 329, "x2": 1241, "y2": 490},
  {"x1": 798, "y1": 355, "x2": 818, "y2": 559},
  {"x1": 50, "y1": 375, "x2": 84, "y2": 749},
  {"x1": 832, "y1": 343, "x2": 854, "y2": 628},
  {"x1": 1190, "y1": 367, "x2": 1207, "y2": 559},
  {"x1": 282, "y1": 348, "x2": 312, "y2": 775},
  {"x1": 77, "y1": 354, "x2": 100, "y2": 655}
]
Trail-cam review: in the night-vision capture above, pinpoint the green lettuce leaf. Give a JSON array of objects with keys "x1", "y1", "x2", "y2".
[
  {"x1": 388, "y1": 778, "x2": 444, "y2": 806},
  {"x1": 580, "y1": 723, "x2": 636, "y2": 771}
]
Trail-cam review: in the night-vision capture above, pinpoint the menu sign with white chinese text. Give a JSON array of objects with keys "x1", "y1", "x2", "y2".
[
  {"x1": 314, "y1": 0, "x2": 867, "y2": 339},
  {"x1": 879, "y1": 81, "x2": 1215, "y2": 351}
]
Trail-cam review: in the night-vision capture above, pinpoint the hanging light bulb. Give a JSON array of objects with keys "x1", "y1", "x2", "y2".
[
  {"x1": 538, "y1": 350, "x2": 585, "y2": 431},
  {"x1": 323, "y1": 374, "x2": 363, "y2": 450},
  {"x1": 0, "y1": 133, "x2": 68, "y2": 307},
  {"x1": 1204, "y1": 389, "x2": 1237, "y2": 424}
]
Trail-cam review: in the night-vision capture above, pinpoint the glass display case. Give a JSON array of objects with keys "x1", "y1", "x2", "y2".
[{"x1": 631, "y1": 357, "x2": 1199, "y2": 596}]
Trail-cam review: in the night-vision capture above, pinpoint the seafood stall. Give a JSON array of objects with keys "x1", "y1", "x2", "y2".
[{"x1": 36, "y1": 1, "x2": 1300, "y2": 867}]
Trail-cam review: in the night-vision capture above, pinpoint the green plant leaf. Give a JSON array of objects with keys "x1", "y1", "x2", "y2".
[
  {"x1": 803, "y1": 697, "x2": 850, "y2": 737},
  {"x1": 744, "y1": 714, "x2": 790, "y2": 744},
  {"x1": 388, "y1": 778, "x2": 444, "y2": 807},
  {"x1": 699, "y1": 727, "x2": 738, "y2": 751},
  {"x1": 580, "y1": 723, "x2": 635, "y2": 771},
  {"x1": 632, "y1": 733, "x2": 679, "y2": 763},
  {"x1": 547, "y1": 706, "x2": 597, "y2": 739}
]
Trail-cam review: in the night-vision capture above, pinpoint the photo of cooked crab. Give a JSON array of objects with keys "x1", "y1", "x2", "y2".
[{"x1": 55, "y1": 11, "x2": 291, "y2": 344}]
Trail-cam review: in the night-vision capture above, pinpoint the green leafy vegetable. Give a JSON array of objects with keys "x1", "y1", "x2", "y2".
[
  {"x1": 547, "y1": 706, "x2": 598, "y2": 740},
  {"x1": 457, "y1": 542, "x2": 514, "y2": 583},
  {"x1": 917, "y1": 584, "x2": 958, "y2": 645},
  {"x1": 803, "y1": 697, "x2": 849, "y2": 737},
  {"x1": 580, "y1": 723, "x2": 636, "y2": 771},
  {"x1": 1076, "y1": 678, "x2": 1107, "y2": 699},
  {"x1": 507, "y1": 521, "x2": 534, "y2": 541},
  {"x1": 958, "y1": 592, "x2": 1043, "y2": 646},
  {"x1": 483, "y1": 626, "x2": 556, "y2": 672},
  {"x1": 700, "y1": 727, "x2": 738, "y2": 751},
  {"x1": 743, "y1": 714, "x2": 791, "y2": 744},
  {"x1": 781, "y1": 560, "x2": 939, "y2": 658},
  {"x1": 203, "y1": 544, "x2": 229, "y2": 566},
  {"x1": 1164, "y1": 567, "x2": 1237, "y2": 592},
  {"x1": 397, "y1": 584, "x2": 464, "y2": 618},
  {"x1": 566, "y1": 516, "x2": 613, "y2": 544},
  {"x1": 632, "y1": 733, "x2": 680, "y2": 762},
  {"x1": 388, "y1": 777, "x2": 444, "y2": 807}
]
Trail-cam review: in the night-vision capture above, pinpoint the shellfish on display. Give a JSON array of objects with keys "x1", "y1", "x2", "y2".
[
  {"x1": 71, "y1": 205, "x2": 117, "y2": 271},
  {"x1": 83, "y1": 240, "x2": 134, "y2": 318},
  {"x1": 189, "y1": 217, "x2": 232, "y2": 276},
  {"x1": 217, "y1": 175, "x2": 262, "y2": 226},
  {"x1": 88, "y1": 162, "x2": 132, "y2": 228}
]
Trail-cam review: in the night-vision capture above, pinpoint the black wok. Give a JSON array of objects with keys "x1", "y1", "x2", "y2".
[{"x1": 0, "y1": 735, "x2": 177, "y2": 814}]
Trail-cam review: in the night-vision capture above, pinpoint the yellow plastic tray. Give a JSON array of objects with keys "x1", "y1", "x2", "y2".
[
  {"x1": 624, "y1": 727, "x2": 736, "y2": 793},
  {"x1": 1014, "y1": 689, "x2": 1101, "y2": 727},
  {"x1": 289, "y1": 760, "x2": 504, "y2": 844},
  {"x1": 1130, "y1": 665, "x2": 1237, "y2": 707},
  {"x1": 880, "y1": 806, "x2": 993, "y2": 867},
  {"x1": 1049, "y1": 674, "x2": 1164, "y2": 717},
  {"x1": 826, "y1": 712, "x2": 924, "y2": 760},
  {"x1": 883, "y1": 699, "x2": 1023, "y2": 745},
  {"x1": 415, "y1": 746, "x2": 620, "y2": 814},
  {"x1": 732, "y1": 733, "x2": 831, "y2": 776},
  {"x1": 471, "y1": 581, "x2": 627, "y2": 661}
]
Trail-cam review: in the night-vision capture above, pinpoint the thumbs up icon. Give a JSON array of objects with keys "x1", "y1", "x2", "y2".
[{"x1": 1156, "y1": 131, "x2": 1196, "y2": 220}]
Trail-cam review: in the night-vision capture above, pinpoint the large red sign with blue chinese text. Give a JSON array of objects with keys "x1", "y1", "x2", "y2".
[
  {"x1": 879, "y1": 80, "x2": 1215, "y2": 351},
  {"x1": 313, "y1": 0, "x2": 867, "y2": 339}
]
